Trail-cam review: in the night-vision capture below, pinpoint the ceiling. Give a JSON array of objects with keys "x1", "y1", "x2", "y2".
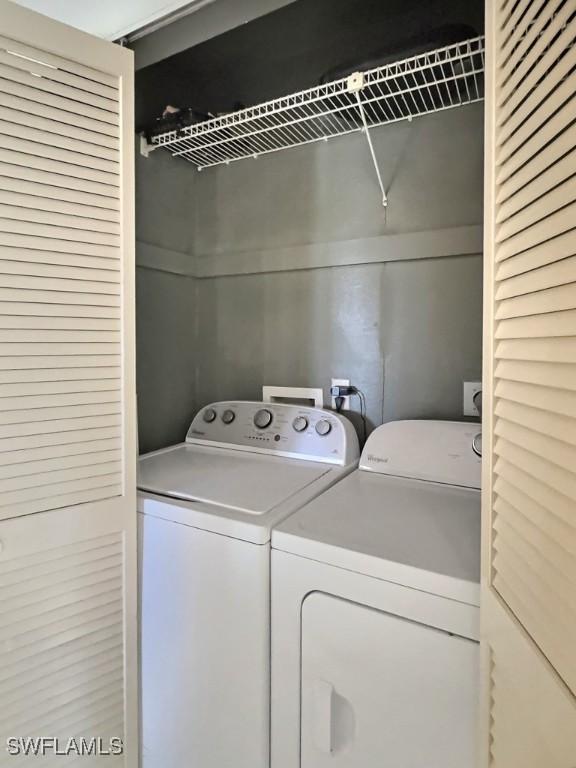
[{"x1": 11, "y1": 0, "x2": 215, "y2": 40}]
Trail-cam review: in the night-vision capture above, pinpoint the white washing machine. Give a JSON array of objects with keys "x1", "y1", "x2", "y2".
[
  {"x1": 271, "y1": 420, "x2": 481, "y2": 768},
  {"x1": 138, "y1": 401, "x2": 359, "y2": 768}
]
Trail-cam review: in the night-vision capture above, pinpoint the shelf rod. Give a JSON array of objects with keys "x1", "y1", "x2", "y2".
[{"x1": 355, "y1": 91, "x2": 387, "y2": 208}]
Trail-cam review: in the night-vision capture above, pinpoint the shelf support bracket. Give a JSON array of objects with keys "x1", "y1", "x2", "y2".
[
  {"x1": 348, "y1": 73, "x2": 387, "y2": 208},
  {"x1": 140, "y1": 134, "x2": 158, "y2": 158},
  {"x1": 356, "y1": 92, "x2": 388, "y2": 208}
]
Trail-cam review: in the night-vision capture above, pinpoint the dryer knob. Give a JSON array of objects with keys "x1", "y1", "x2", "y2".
[
  {"x1": 315, "y1": 419, "x2": 332, "y2": 437},
  {"x1": 203, "y1": 408, "x2": 217, "y2": 423},
  {"x1": 254, "y1": 408, "x2": 273, "y2": 429}
]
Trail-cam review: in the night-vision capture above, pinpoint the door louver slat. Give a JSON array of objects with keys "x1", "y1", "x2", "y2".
[
  {"x1": 0, "y1": 118, "x2": 118, "y2": 161},
  {"x1": 495, "y1": 233, "x2": 576, "y2": 279},
  {"x1": 0, "y1": 179, "x2": 119, "y2": 215},
  {"x1": 0, "y1": 427, "x2": 120, "y2": 454},
  {"x1": 498, "y1": 16, "x2": 576, "y2": 130},
  {"x1": 0, "y1": 57, "x2": 118, "y2": 113},
  {"x1": 0, "y1": 208, "x2": 120, "y2": 237},
  {"x1": 0, "y1": 160, "x2": 119, "y2": 200},
  {"x1": 497, "y1": 0, "x2": 565, "y2": 87},
  {"x1": 495, "y1": 337, "x2": 576, "y2": 364},
  {"x1": 495, "y1": 398, "x2": 576, "y2": 444},
  {"x1": 495, "y1": 360, "x2": 576, "y2": 392},
  {"x1": 0, "y1": 190, "x2": 120, "y2": 223},
  {"x1": 0, "y1": 33, "x2": 118, "y2": 88},
  {"x1": 0, "y1": 144, "x2": 119, "y2": 186},
  {"x1": 495, "y1": 378, "x2": 576, "y2": 417},
  {"x1": 493, "y1": 501, "x2": 576, "y2": 585},
  {"x1": 497, "y1": 254, "x2": 576, "y2": 302},
  {"x1": 494, "y1": 418, "x2": 576, "y2": 473},
  {"x1": 0, "y1": 261, "x2": 119, "y2": 284},
  {"x1": 496, "y1": 283, "x2": 576, "y2": 319},
  {"x1": 0, "y1": 133, "x2": 119, "y2": 175},
  {"x1": 496, "y1": 178, "x2": 576, "y2": 243},
  {"x1": 498, "y1": 0, "x2": 533, "y2": 51},
  {"x1": 495, "y1": 202, "x2": 576, "y2": 262},
  {"x1": 496, "y1": 310, "x2": 576, "y2": 339},
  {"x1": 497, "y1": 132, "x2": 576, "y2": 206},
  {"x1": 496, "y1": 94, "x2": 576, "y2": 186},
  {"x1": 496, "y1": 149, "x2": 576, "y2": 221},
  {"x1": 494, "y1": 475, "x2": 576, "y2": 555},
  {"x1": 0, "y1": 91, "x2": 118, "y2": 147},
  {"x1": 0, "y1": 71, "x2": 119, "y2": 129}
]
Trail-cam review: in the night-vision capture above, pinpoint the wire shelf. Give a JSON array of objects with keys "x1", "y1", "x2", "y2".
[{"x1": 151, "y1": 36, "x2": 485, "y2": 171}]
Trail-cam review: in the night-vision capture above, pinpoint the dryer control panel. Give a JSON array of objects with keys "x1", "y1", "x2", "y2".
[
  {"x1": 186, "y1": 401, "x2": 359, "y2": 466},
  {"x1": 360, "y1": 420, "x2": 481, "y2": 488}
]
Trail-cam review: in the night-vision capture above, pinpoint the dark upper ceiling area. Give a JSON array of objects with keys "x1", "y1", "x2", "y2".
[{"x1": 135, "y1": 0, "x2": 484, "y2": 130}]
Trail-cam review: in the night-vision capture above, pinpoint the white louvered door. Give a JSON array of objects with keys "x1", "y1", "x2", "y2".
[
  {"x1": 482, "y1": 0, "x2": 576, "y2": 765},
  {"x1": 0, "y1": 1, "x2": 136, "y2": 764}
]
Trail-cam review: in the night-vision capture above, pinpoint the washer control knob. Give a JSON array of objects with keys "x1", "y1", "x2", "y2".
[
  {"x1": 222, "y1": 409, "x2": 235, "y2": 424},
  {"x1": 292, "y1": 416, "x2": 308, "y2": 433},
  {"x1": 315, "y1": 419, "x2": 332, "y2": 437},
  {"x1": 203, "y1": 408, "x2": 217, "y2": 423},
  {"x1": 254, "y1": 408, "x2": 273, "y2": 429}
]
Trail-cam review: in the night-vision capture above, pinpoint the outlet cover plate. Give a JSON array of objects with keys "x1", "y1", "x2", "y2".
[
  {"x1": 331, "y1": 378, "x2": 351, "y2": 411},
  {"x1": 463, "y1": 381, "x2": 482, "y2": 417}
]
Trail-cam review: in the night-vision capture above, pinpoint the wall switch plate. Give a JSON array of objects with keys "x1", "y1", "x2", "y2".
[
  {"x1": 463, "y1": 381, "x2": 482, "y2": 417},
  {"x1": 331, "y1": 378, "x2": 351, "y2": 411}
]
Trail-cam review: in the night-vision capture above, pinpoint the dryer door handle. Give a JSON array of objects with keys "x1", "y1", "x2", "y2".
[{"x1": 312, "y1": 679, "x2": 334, "y2": 754}]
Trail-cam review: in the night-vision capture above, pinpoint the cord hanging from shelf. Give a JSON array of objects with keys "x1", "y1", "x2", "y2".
[{"x1": 144, "y1": 36, "x2": 485, "y2": 205}]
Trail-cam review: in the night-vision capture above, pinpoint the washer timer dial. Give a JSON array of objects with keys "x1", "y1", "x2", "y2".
[
  {"x1": 315, "y1": 419, "x2": 332, "y2": 437},
  {"x1": 203, "y1": 408, "x2": 217, "y2": 423},
  {"x1": 222, "y1": 409, "x2": 235, "y2": 424},
  {"x1": 292, "y1": 416, "x2": 308, "y2": 433},
  {"x1": 254, "y1": 408, "x2": 273, "y2": 429}
]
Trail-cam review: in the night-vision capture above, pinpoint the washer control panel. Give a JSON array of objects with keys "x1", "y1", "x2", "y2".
[{"x1": 186, "y1": 401, "x2": 359, "y2": 465}]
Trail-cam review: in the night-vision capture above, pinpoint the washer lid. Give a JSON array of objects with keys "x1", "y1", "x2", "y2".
[
  {"x1": 272, "y1": 470, "x2": 481, "y2": 604},
  {"x1": 138, "y1": 443, "x2": 331, "y2": 516}
]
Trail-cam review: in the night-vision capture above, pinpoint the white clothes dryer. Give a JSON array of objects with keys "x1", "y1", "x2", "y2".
[
  {"x1": 271, "y1": 420, "x2": 481, "y2": 768},
  {"x1": 138, "y1": 401, "x2": 359, "y2": 768}
]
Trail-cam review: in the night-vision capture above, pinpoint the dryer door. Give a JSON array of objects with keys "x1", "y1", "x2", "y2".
[{"x1": 300, "y1": 593, "x2": 478, "y2": 767}]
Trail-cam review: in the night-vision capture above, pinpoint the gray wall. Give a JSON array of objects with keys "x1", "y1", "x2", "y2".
[
  {"x1": 136, "y1": 103, "x2": 483, "y2": 450},
  {"x1": 195, "y1": 256, "x2": 483, "y2": 435},
  {"x1": 132, "y1": 0, "x2": 299, "y2": 70},
  {"x1": 135, "y1": 141, "x2": 197, "y2": 453},
  {"x1": 136, "y1": 269, "x2": 197, "y2": 453},
  {"x1": 192, "y1": 103, "x2": 484, "y2": 435}
]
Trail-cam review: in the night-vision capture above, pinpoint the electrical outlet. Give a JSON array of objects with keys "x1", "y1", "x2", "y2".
[
  {"x1": 463, "y1": 381, "x2": 482, "y2": 417},
  {"x1": 331, "y1": 378, "x2": 351, "y2": 411}
]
